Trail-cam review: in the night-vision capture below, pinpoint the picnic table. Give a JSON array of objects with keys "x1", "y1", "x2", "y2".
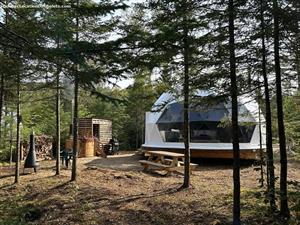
[{"x1": 139, "y1": 150, "x2": 197, "y2": 175}]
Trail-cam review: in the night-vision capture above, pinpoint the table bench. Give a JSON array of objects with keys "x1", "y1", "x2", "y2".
[
  {"x1": 162, "y1": 158, "x2": 198, "y2": 170},
  {"x1": 139, "y1": 150, "x2": 198, "y2": 175},
  {"x1": 139, "y1": 160, "x2": 172, "y2": 170}
]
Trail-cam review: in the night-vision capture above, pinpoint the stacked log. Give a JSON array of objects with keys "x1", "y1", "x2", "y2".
[{"x1": 23, "y1": 135, "x2": 53, "y2": 160}]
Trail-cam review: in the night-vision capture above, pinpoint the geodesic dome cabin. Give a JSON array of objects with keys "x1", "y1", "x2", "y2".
[{"x1": 142, "y1": 91, "x2": 266, "y2": 159}]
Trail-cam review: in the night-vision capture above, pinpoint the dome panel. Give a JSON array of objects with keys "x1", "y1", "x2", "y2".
[{"x1": 157, "y1": 102, "x2": 229, "y2": 123}]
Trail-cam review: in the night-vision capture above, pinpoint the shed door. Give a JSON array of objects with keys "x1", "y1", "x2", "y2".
[{"x1": 93, "y1": 124, "x2": 100, "y2": 139}]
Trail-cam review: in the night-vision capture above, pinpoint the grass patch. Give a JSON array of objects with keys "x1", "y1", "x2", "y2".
[
  {"x1": 288, "y1": 180, "x2": 300, "y2": 222},
  {"x1": 235, "y1": 188, "x2": 300, "y2": 225},
  {"x1": 0, "y1": 198, "x2": 42, "y2": 225},
  {"x1": 0, "y1": 162, "x2": 10, "y2": 167}
]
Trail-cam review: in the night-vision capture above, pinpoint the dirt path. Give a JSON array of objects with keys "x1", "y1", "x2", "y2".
[
  {"x1": 0, "y1": 153, "x2": 299, "y2": 225},
  {"x1": 84, "y1": 154, "x2": 142, "y2": 171}
]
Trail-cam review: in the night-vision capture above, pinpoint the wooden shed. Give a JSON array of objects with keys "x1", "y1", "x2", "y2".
[
  {"x1": 78, "y1": 118, "x2": 112, "y2": 140},
  {"x1": 65, "y1": 118, "x2": 112, "y2": 157}
]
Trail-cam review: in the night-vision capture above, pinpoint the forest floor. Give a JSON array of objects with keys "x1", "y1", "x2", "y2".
[{"x1": 0, "y1": 152, "x2": 299, "y2": 225}]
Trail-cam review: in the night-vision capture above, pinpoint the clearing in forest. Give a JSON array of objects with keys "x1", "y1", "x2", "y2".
[{"x1": 0, "y1": 153, "x2": 299, "y2": 225}]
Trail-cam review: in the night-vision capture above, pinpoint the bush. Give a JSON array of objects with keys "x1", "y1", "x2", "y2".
[{"x1": 0, "y1": 143, "x2": 14, "y2": 162}]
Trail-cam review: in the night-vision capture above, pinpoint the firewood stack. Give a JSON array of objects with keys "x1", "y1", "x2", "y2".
[{"x1": 23, "y1": 135, "x2": 53, "y2": 160}]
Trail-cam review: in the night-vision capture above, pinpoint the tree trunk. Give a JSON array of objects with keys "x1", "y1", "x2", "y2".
[
  {"x1": 56, "y1": 38, "x2": 61, "y2": 176},
  {"x1": 260, "y1": 0, "x2": 276, "y2": 210},
  {"x1": 2, "y1": 106, "x2": 8, "y2": 151},
  {"x1": 15, "y1": 72, "x2": 21, "y2": 184},
  {"x1": 0, "y1": 73, "x2": 4, "y2": 141},
  {"x1": 135, "y1": 111, "x2": 139, "y2": 149},
  {"x1": 228, "y1": 0, "x2": 240, "y2": 224},
  {"x1": 273, "y1": 0, "x2": 290, "y2": 218},
  {"x1": 9, "y1": 110, "x2": 13, "y2": 166},
  {"x1": 258, "y1": 95, "x2": 264, "y2": 188},
  {"x1": 297, "y1": 49, "x2": 300, "y2": 91},
  {"x1": 0, "y1": 1, "x2": 8, "y2": 142},
  {"x1": 182, "y1": 7, "x2": 190, "y2": 189},
  {"x1": 71, "y1": 0, "x2": 80, "y2": 181},
  {"x1": 296, "y1": 1, "x2": 300, "y2": 91},
  {"x1": 71, "y1": 73, "x2": 78, "y2": 181},
  {"x1": 3, "y1": 106, "x2": 8, "y2": 137}
]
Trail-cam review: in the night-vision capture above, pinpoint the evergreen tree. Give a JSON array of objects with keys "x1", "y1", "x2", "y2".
[
  {"x1": 258, "y1": 0, "x2": 276, "y2": 210},
  {"x1": 36, "y1": 0, "x2": 130, "y2": 181},
  {"x1": 71, "y1": 0, "x2": 80, "y2": 182},
  {"x1": 14, "y1": 59, "x2": 21, "y2": 184},
  {"x1": 0, "y1": 0, "x2": 47, "y2": 183},
  {"x1": 0, "y1": 1, "x2": 9, "y2": 147},
  {"x1": 125, "y1": 69, "x2": 157, "y2": 149},
  {"x1": 228, "y1": 0, "x2": 240, "y2": 223},
  {"x1": 272, "y1": 0, "x2": 290, "y2": 218},
  {"x1": 40, "y1": 0, "x2": 74, "y2": 176},
  {"x1": 145, "y1": 0, "x2": 211, "y2": 188},
  {"x1": 55, "y1": 49, "x2": 61, "y2": 175}
]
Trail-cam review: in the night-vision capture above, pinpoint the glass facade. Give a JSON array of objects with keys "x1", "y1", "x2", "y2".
[{"x1": 157, "y1": 102, "x2": 256, "y2": 143}]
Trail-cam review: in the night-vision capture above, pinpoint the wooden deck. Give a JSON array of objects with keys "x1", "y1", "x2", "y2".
[{"x1": 141, "y1": 147, "x2": 261, "y2": 160}]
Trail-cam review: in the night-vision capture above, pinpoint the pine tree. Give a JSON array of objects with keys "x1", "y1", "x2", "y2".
[
  {"x1": 228, "y1": 0, "x2": 240, "y2": 223},
  {"x1": 0, "y1": 1, "x2": 9, "y2": 145},
  {"x1": 182, "y1": 1, "x2": 191, "y2": 188},
  {"x1": 71, "y1": 0, "x2": 80, "y2": 182},
  {"x1": 259, "y1": 0, "x2": 276, "y2": 210},
  {"x1": 272, "y1": 0, "x2": 290, "y2": 218},
  {"x1": 0, "y1": 71, "x2": 4, "y2": 141},
  {"x1": 125, "y1": 69, "x2": 157, "y2": 149},
  {"x1": 55, "y1": 39, "x2": 61, "y2": 176},
  {"x1": 69, "y1": 0, "x2": 128, "y2": 181},
  {"x1": 145, "y1": 0, "x2": 211, "y2": 188},
  {"x1": 0, "y1": 0, "x2": 45, "y2": 183},
  {"x1": 14, "y1": 58, "x2": 21, "y2": 184}
]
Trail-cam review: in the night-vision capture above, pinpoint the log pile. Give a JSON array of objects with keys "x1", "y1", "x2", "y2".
[{"x1": 23, "y1": 135, "x2": 53, "y2": 160}]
